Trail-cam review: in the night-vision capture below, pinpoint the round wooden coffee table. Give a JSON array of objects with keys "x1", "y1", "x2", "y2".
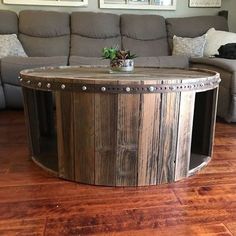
[{"x1": 20, "y1": 66, "x2": 220, "y2": 186}]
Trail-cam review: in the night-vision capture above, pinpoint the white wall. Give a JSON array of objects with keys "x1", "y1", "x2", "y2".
[
  {"x1": 0, "y1": 0, "x2": 235, "y2": 31},
  {"x1": 221, "y1": 0, "x2": 236, "y2": 32}
]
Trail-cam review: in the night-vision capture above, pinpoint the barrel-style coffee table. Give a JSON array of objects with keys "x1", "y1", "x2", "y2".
[{"x1": 20, "y1": 66, "x2": 220, "y2": 186}]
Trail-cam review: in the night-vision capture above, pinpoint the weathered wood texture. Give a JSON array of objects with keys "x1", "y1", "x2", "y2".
[
  {"x1": 0, "y1": 111, "x2": 236, "y2": 235},
  {"x1": 22, "y1": 87, "x2": 40, "y2": 156},
  {"x1": 21, "y1": 67, "x2": 220, "y2": 186},
  {"x1": 116, "y1": 81, "x2": 140, "y2": 186},
  {"x1": 137, "y1": 81, "x2": 161, "y2": 186},
  {"x1": 95, "y1": 92, "x2": 117, "y2": 186},
  {"x1": 175, "y1": 91, "x2": 196, "y2": 181},
  {"x1": 157, "y1": 79, "x2": 180, "y2": 184},
  {"x1": 56, "y1": 91, "x2": 75, "y2": 180},
  {"x1": 74, "y1": 91, "x2": 95, "y2": 184}
]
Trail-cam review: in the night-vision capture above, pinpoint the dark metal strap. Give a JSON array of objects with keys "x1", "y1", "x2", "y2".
[{"x1": 20, "y1": 77, "x2": 221, "y2": 94}]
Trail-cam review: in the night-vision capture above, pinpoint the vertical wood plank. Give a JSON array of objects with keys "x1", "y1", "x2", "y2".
[
  {"x1": 157, "y1": 81, "x2": 180, "y2": 184},
  {"x1": 137, "y1": 82, "x2": 161, "y2": 186},
  {"x1": 208, "y1": 88, "x2": 219, "y2": 156},
  {"x1": 95, "y1": 93, "x2": 117, "y2": 186},
  {"x1": 175, "y1": 91, "x2": 196, "y2": 181},
  {"x1": 37, "y1": 91, "x2": 54, "y2": 137},
  {"x1": 56, "y1": 91, "x2": 75, "y2": 180},
  {"x1": 74, "y1": 90, "x2": 95, "y2": 184},
  {"x1": 116, "y1": 83, "x2": 140, "y2": 186},
  {"x1": 22, "y1": 87, "x2": 40, "y2": 156}
]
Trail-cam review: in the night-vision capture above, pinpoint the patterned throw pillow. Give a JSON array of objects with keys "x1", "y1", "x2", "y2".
[
  {"x1": 0, "y1": 34, "x2": 27, "y2": 59},
  {"x1": 172, "y1": 34, "x2": 207, "y2": 58}
]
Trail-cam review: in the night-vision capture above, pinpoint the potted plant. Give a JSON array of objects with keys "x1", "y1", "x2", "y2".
[{"x1": 102, "y1": 47, "x2": 137, "y2": 72}]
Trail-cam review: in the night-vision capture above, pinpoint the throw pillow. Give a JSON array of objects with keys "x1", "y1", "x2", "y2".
[
  {"x1": 172, "y1": 34, "x2": 206, "y2": 58},
  {"x1": 0, "y1": 34, "x2": 27, "y2": 59},
  {"x1": 204, "y1": 28, "x2": 236, "y2": 57}
]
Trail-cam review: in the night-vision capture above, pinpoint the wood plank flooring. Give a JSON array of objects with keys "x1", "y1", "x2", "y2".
[{"x1": 0, "y1": 110, "x2": 236, "y2": 236}]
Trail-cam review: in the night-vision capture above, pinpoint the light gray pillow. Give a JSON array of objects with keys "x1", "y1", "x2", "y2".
[
  {"x1": 172, "y1": 34, "x2": 207, "y2": 58},
  {"x1": 0, "y1": 34, "x2": 27, "y2": 59}
]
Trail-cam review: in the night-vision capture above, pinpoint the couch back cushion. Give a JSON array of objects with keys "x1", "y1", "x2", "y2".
[
  {"x1": 19, "y1": 10, "x2": 70, "y2": 57},
  {"x1": 121, "y1": 14, "x2": 169, "y2": 57},
  {"x1": 166, "y1": 16, "x2": 229, "y2": 50},
  {"x1": 70, "y1": 12, "x2": 121, "y2": 57},
  {"x1": 0, "y1": 10, "x2": 18, "y2": 34}
]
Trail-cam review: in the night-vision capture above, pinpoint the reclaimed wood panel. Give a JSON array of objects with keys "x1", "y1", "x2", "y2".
[
  {"x1": 36, "y1": 91, "x2": 54, "y2": 137},
  {"x1": 175, "y1": 91, "x2": 196, "y2": 181},
  {"x1": 208, "y1": 88, "x2": 219, "y2": 156},
  {"x1": 74, "y1": 90, "x2": 95, "y2": 184},
  {"x1": 95, "y1": 92, "x2": 117, "y2": 186},
  {"x1": 55, "y1": 91, "x2": 75, "y2": 180},
  {"x1": 137, "y1": 81, "x2": 161, "y2": 186},
  {"x1": 22, "y1": 87, "x2": 40, "y2": 156},
  {"x1": 116, "y1": 82, "x2": 140, "y2": 186},
  {"x1": 157, "y1": 81, "x2": 180, "y2": 184}
]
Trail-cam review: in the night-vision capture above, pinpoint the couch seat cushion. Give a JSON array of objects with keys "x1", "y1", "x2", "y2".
[{"x1": 1, "y1": 56, "x2": 68, "y2": 85}]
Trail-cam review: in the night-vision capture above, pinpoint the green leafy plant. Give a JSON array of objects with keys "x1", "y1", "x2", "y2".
[{"x1": 102, "y1": 47, "x2": 137, "y2": 60}]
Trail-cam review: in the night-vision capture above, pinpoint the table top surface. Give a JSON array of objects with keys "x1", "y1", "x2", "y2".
[
  {"x1": 20, "y1": 66, "x2": 218, "y2": 82},
  {"x1": 20, "y1": 66, "x2": 220, "y2": 93}
]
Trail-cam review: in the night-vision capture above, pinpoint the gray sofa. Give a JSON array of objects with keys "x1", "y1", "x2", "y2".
[{"x1": 0, "y1": 10, "x2": 235, "y2": 122}]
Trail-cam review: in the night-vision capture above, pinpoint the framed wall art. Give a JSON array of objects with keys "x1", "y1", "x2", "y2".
[
  {"x1": 3, "y1": 0, "x2": 88, "y2": 7},
  {"x1": 100, "y1": 0, "x2": 177, "y2": 10},
  {"x1": 189, "y1": 0, "x2": 221, "y2": 8}
]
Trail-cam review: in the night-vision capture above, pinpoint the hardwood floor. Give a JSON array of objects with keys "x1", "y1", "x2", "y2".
[{"x1": 0, "y1": 110, "x2": 236, "y2": 236}]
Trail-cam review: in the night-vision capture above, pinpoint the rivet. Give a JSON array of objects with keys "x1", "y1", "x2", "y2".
[
  {"x1": 149, "y1": 86, "x2": 155, "y2": 92},
  {"x1": 82, "y1": 86, "x2": 87, "y2": 91},
  {"x1": 61, "y1": 84, "x2": 66, "y2": 90},
  {"x1": 27, "y1": 80, "x2": 31, "y2": 84},
  {"x1": 19, "y1": 78, "x2": 23, "y2": 82},
  {"x1": 200, "y1": 83, "x2": 204, "y2": 87},
  {"x1": 101, "y1": 87, "x2": 106, "y2": 92},
  {"x1": 46, "y1": 83, "x2": 51, "y2": 89},
  {"x1": 125, "y1": 87, "x2": 131, "y2": 92},
  {"x1": 170, "y1": 86, "x2": 175, "y2": 90},
  {"x1": 38, "y1": 82, "x2": 42, "y2": 87}
]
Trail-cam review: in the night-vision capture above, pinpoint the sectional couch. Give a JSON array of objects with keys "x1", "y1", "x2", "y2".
[{"x1": 0, "y1": 10, "x2": 235, "y2": 122}]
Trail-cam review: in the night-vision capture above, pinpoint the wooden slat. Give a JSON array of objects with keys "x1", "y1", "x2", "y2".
[
  {"x1": 22, "y1": 87, "x2": 40, "y2": 156},
  {"x1": 175, "y1": 91, "x2": 196, "y2": 181},
  {"x1": 157, "y1": 81, "x2": 180, "y2": 184},
  {"x1": 55, "y1": 91, "x2": 75, "y2": 180},
  {"x1": 116, "y1": 82, "x2": 140, "y2": 186},
  {"x1": 137, "y1": 81, "x2": 161, "y2": 186},
  {"x1": 95, "y1": 92, "x2": 117, "y2": 186},
  {"x1": 74, "y1": 90, "x2": 95, "y2": 184},
  {"x1": 208, "y1": 88, "x2": 219, "y2": 156}
]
